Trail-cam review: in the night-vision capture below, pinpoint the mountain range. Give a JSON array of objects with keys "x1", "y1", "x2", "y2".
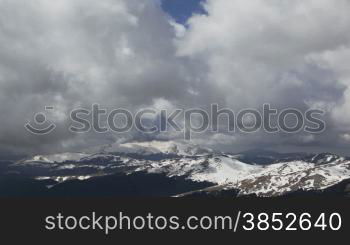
[{"x1": 1, "y1": 141, "x2": 350, "y2": 197}]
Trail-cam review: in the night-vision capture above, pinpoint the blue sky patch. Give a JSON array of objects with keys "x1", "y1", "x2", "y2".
[{"x1": 160, "y1": 0, "x2": 206, "y2": 24}]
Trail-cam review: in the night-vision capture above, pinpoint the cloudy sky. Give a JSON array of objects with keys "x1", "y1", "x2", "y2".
[{"x1": 1, "y1": 0, "x2": 350, "y2": 158}]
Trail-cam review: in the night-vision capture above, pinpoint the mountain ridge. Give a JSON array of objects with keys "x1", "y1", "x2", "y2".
[{"x1": 7, "y1": 141, "x2": 350, "y2": 197}]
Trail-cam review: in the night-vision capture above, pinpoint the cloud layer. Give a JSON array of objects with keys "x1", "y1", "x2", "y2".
[{"x1": 1, "y1": 0, "x2": 350, "y2": 156}]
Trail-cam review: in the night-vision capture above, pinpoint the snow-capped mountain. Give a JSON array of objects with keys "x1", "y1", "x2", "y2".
[
  {"x1": 230, "y1": 156, "x2": 350, "y2": 196},
  {"x1": 18, "y1": 140, "x2": 214, "y2": 164},
  {"x1": 9, "y1": 141, "x2": 350, "y2": 197},
  {"x1": 107, "y1": 141, "x2": 215, "y2": 156}
]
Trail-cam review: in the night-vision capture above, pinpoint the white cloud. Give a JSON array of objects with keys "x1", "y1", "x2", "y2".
[{"x1": 175, "y1": 0, "x2": 350, "y2": 150}]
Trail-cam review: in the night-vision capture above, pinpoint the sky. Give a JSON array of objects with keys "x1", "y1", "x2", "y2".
[
  {"x1": 1, "y1": 0, "x2": 350, "y2": 157},
  {"x1": 160, "y1": 0, "x2": 205, "y2": 24}
]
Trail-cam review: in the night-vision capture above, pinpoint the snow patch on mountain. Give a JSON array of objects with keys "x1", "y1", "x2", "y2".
[
  {"x1": 107, "y1": 140, "x2": 215, "y2": 156},
  {"x1": 20, "y1": 153, "x2": 91, "y2": 164},
  {"x1": 137, "y1": 155, "x2": 261, "y2": 185}
]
